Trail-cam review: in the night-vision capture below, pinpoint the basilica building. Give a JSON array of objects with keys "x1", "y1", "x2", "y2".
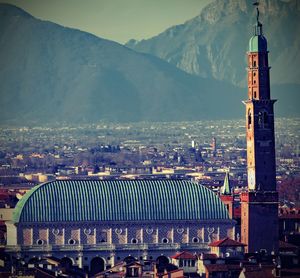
[{"x1": 6, "y1": 179, "x2": 235, "y2": 273}]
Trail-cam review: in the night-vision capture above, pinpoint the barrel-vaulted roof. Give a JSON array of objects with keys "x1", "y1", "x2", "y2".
[{"x1": 13, "y1": 180, "x2": 229, "y2": 223}]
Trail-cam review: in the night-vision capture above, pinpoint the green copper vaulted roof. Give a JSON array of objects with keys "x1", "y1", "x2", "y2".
[{"x1": 13, "y1": 180, "x2": 229, "y2": 223}]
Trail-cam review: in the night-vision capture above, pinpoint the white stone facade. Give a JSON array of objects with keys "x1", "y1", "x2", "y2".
[{"x1": 7, "y1": 219, "x2": 234, "y2": 271}]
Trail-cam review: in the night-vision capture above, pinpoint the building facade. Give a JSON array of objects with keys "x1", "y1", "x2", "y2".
[
  {"x1": 241, "y1": 7, "x2": 278, "y2": 254},
  {"x1": 6, "y1": 180, "x2": 235, "y2": 273}
]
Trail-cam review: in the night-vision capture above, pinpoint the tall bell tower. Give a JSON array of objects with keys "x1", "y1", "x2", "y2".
[{"x1": 241, "y1": 3, "x2": 278, "y2": 254}]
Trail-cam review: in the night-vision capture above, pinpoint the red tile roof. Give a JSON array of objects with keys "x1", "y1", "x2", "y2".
[
  {"x1": 205, "y1": 264, "x2": 228, "y2": 272},
  {"x1": 0, "y1": 193, "x2": 9, "y2": 199},
  {"x1": 209, "y1": 237, "x2": 247, "y2": 247},
  {"x1": 171, "y1": 251, "x2": 197, "y2": 260},
  {"x1": 241, "y1": 265, "x2": 275, "y2": 278},
  {"x1": 200, "y1": 253, "x2": 218, "y2": 260},
  {"x1": 279, "y1": 240, "x2": 299, "y2": 250},
  {"x1": 205, "y1": 264, "x2": 242, "y2": 272},
  {"x1": 279, "y1": 207, "x2": 300, "y2": 219}
]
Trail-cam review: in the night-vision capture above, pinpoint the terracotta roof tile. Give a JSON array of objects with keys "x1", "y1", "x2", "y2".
[
  {"x1": 279, "y1": 240, "x2": 299, "y2": 250},
  {"x1": 209, "y1": 237, "x2": 247, "y2": 247},
  {"x1": 200, "y1": 253, "x2": 218, "y2": 260},
  {"x1": 205, "y1": 264, "x2": 228, "y2": 272},
  {"x1": 171, "y1": 251, "x2": 197, "y2": 259},
  {"x1": 241, "y1": 265, "x2": 275, "y2": 278}
]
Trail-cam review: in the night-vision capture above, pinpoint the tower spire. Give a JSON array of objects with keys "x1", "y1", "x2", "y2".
[{"x1": 221, "y1": 171, "x2": 231, "y2": 195}]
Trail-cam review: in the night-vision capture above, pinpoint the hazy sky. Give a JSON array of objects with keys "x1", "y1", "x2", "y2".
[{"x1": 0, "y1": 0, "x2": 212, "y2": 43}]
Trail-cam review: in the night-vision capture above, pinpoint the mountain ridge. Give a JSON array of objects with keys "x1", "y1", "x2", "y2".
[
  {"x1": 126, "y1": 0, "x2": 300, "y2": 88},
  {"x1": 0, "y1": 4, "x2": 244, "y2": 124},
  {"x1": 0, "y1": 3, "x2": 33, "y2": 17},
  {"x1": 0, "y1": 3, "x2": 299, "y2": 125}
]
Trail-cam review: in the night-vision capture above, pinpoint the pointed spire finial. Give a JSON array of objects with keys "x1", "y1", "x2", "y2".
[
  {"x1": 253, "y1": 1, "x2": 263, "y2": 36},
  {"x1": 253, "y1": 1, "x2": 260, "y2": 24},
  {"x1": 221, "y1": 171, "x2": 232, "y2": 195}
]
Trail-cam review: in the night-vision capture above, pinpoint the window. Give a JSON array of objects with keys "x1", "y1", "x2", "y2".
[
  {"x1": 131, "y1": 238, "x2": 138, "y2": 244},
  {"x1": 263, "y1": 111, "x2": 269, "y2": 126},
  {"x1": 259, "y1": 110, "x2": 269, "y2": 128},
  {"x1": 192, "y1": 237, "x2": 200, "y2": 243},
  {"x1": 258, "y1": 112, "x2": 263, "y2": 127},
  {"x1": 36, "y1": 239, "x2": 44, "y2": 245},
  {"x1": 254, "y1": 91, "x2": 257, "y2": 98},
  {"x1": 179, "y1": 260, "x2": 183, "y2": 267},
  {"x1": 248, "y1": 109, "x2": 252, "y2": 129},
  {"x1": 162, "y1": 238, "x2": 169, "y2": 244},
  {"x1": 253, "y1": 60, "x2": 257, "y2": 67},
  {"x1": 68, "y1": 238, "x2": 76, "y2": 245}
]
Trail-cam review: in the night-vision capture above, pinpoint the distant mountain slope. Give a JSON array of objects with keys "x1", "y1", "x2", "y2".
[
  {"x1": 126, "y1": 0, "x2": 300, "y2": 88},
  {"x1": 0, "y1": 3, "x2": 299, "y2": 125},
  {"x1": 0, "y1": 3, "x2": 245, "y2": 124}
]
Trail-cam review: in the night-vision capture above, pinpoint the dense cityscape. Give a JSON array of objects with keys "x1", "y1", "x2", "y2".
[
  {"x1": 0, "y1": 118, "x2": 299, "y2": 189},
  {"x1": 1, "y1": 119, "x2": 300, "y2": 277}
]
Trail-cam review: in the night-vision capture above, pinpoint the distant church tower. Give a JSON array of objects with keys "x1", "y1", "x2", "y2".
[
  {"x1": 241, "y1": 3, "x2": 278, "y2": 254},
  {"x1": 220, "y1": 171, "x2": 234, "y2": 219}
]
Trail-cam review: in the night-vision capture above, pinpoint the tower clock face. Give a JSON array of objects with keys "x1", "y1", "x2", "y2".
[{"x1": 248, "y1": 169, "x2": 256, "y2": 190}]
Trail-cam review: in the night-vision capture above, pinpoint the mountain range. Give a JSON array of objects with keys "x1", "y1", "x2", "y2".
[
  {"x1": 0, "y1": 2, "x2": 299, "y2": 125},
  {"x1": 126, "y1": 0, "x2": 300, "y2": 88}
]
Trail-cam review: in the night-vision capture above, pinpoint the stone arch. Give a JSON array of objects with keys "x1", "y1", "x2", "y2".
[
  {"x1": 248, "y1": 109, "x2": 252, "y2": 129},
  {"x1": 258, "y1": 109, "x2": 269, "y2": 129},
  {"x1": 60, "y1": 257, "x2": 73, "y2": 269},
  {"x1": 124, "y1": 255, "x2": 137, "y2": 264},
  {"x1": 28, "y1": 257, "x2": 40, "y2": 265},
  {"x1": 263, "y1": 111, "x2": 269, "y2": 126},
  {"x1": 156, "y1": 255, "x2": 169, "y2": 266},
  {"x1": 90, "y1": 257, "x2": 105, "y2": 275}
]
